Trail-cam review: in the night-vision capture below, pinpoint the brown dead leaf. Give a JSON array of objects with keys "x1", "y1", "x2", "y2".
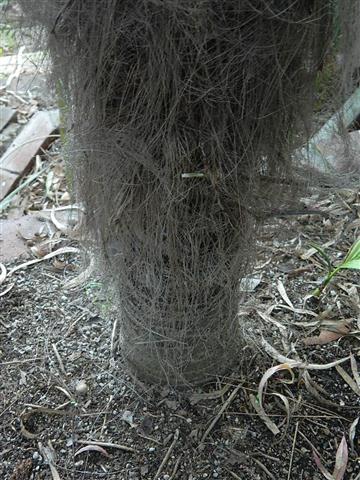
[
  {"x1": 30, "y1": 242, "x2": 52, "y2": 258},
  {"x1": 303, "y1": 320, "x2": 351, "y2": 346},
  {"x1": 52, "y1": 258, "x2": 67, "y2": 270}
]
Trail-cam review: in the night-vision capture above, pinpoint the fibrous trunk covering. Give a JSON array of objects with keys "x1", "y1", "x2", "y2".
[{"x1": 20, "y1": 1, "x2": 359, "y2": 384}]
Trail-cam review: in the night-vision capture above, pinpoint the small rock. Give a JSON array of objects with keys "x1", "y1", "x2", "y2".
[
  {"x1": 32, "y1": 451, "x2": 41, "y2": 461},
  {"x1": 75, "y1": 380, "x2": 89, "y2": 395}
]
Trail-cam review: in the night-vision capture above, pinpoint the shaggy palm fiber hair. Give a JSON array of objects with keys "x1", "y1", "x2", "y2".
[{"x1": 18, "y1": 0, "x2": 359, "y2": 384}]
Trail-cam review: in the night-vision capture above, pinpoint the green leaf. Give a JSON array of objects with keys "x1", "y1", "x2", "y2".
[
  {"x1": 343, "y1": 238, "x2": 360, "y2": 263},
  {"x1": 339, "y1": 259, "x2": 360, "y2": 270},
  {"x1": 309, "y1": 242, "x2": 333, "y2": 270}
]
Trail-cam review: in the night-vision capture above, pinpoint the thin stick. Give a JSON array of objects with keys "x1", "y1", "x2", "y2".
[
  {"x1": 287, "y1": 421, "x2": 299, "y2": 480},
  {"x1": 298, "y1": 430, "x2": 323, "y2": 460},
  {"x1": 0, "y1": 357, "x2": 43, "y2": 365},
  {"x1": 200, "y1": 384, "x2": 241, "y2": 445},
  {"x1": 52, "y1": 343, "x2": 66, "y2": 375},
  {"x1": 169, "y1": 454, "x2": 182, "y2": 480},
  {"x1": 76, "y1": 439, "x2": 136, "y2": 453},
  {"x1": 252, "y1": 457, "x2": 276, "y2": 480},
  {"x1": 154, "y1": 429, "x2": 179, "y2": 480},
  {"x1": 226, "y1": 469, "x2": 242, "y2": 480},
  {"x1": 110, "y1": 317, "x2": 118, "y2": 356}
]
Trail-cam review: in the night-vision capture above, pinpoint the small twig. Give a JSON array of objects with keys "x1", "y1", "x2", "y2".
[
  {"x1": 154, "y1": 429, "x2": 179, "y2": 480},
  {"x1": 110, "y1": 317, "x2": 118, "y2": 356},
  {"x1": 52, "y1": 343, "x2": 66, "y2": 375},
  {"x1": 0, "y1": 357, "x2": 43, "y2": 366},
  {"x1": 226, "y1": 469, "x2": 242, "y2": 480},
  {"x1": 64, "y1": 311, "x2": 87, "y2": 337},
  {"x1": 200, "y1": 384, "x2": 241, "y2": 445},
  {"x1": 137, "y1": 433, "x2": 162, "y2": 445},
  {"x1": 76, "y1": 439, "x2": 136, "y2": 453},
  {"x1": 54, "y1": 385, "x2": 74, "y2": 402},
  {"x1": 99, "y1": 395, "x2": 113, "y2": 439},
  {"x1": 169, "y1": 454, "x2": 182, "y2": 480},
  {"x1": 252, "y1": 457, "x2": 276, "y2": 480},
  {"x1": 298, "y1": 430, "x2": 323, "y2": 460},
  {"x1": 287, "y1": 421, "x2": 299, "y2": 480}
]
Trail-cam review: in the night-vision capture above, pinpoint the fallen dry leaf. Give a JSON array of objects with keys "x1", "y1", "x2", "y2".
[
  {"x1": 0, "y1": 263, "x2": 7, "y2": 285},
  {"x1": 303, "y1": 320, "x2": 351, "y2": 346},
  {"x1": 349, "y1": 417, "x2": 359, "y2": 453},
  {"x1": 313, "y1": 435, "x2": 348, "y2": 480},
  {"x1": 333, "y1": 436, "x2": 348, "y2": 480},
  {"x1": 74, "y1": 444, "x2": 111, "y2": 458},
  {"x1": 335, "y1": 365, "x2": 360, "y2": 396},
  {"x1": 277, "y1": 280, "x2": 294, "y2": 309},
  {"x1": 251, "y1": 363, "x2": 295, "y2": 436}
]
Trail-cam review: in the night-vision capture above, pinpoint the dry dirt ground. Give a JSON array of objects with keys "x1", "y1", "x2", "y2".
[
  {"x1": 1, "y1": 11, "x2": 360, "y2": 480},
  {"x1": 1, "y1": 151, "x2": 360, "y2": 480}
]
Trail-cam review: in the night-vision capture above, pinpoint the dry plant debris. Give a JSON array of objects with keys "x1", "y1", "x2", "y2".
[{"x1": 1, "y1": 179, "x2": 359, "y2": 479}]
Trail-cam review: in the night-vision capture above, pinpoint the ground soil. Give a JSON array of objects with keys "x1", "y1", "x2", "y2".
[{"x1": 1, "y1": 186, "x2": 359, "y2": 480}]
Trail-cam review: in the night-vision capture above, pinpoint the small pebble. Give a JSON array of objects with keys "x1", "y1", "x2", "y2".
[
  {"x1": 75, "y1": 380, "x2": 89, "y2": 395},
  {"x1": 32, "y1": 451, "x2": 41, "y2": 461}
]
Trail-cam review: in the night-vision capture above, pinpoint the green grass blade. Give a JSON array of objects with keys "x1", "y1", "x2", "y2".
[
  {"x1": 309, "y1": 242, "x2": 333, "y2": 270},
  {"x1": 343, "y1": 238, "x2": 360, "y2": 263},
  {"x1": 338, "y1": 259, "x2": 360, "y2": 270}
]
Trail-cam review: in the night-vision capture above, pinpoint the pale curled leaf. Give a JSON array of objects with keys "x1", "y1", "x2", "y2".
[
  {"x1": 333, "y1": 436, "x2": 348, "y2": 480},
  {"x1": 0, "y1": 283, "x2": 14, "y2": 297},
  {"x1": 335, "y1": 365, "x2": 360, "y2": 396},
  {"x1": 251, "y1": 363, "x2": 295, "y2": 436},
  {"x1": 256, "y1": 310, "x2": 287, "y2": 332},
  {"x1": 0, "y1": 263, "x2": 7, "y2": 285},
  {"x1": 75, "y1": 445, "x2": 111, "y2": 458},
  {"x1": 261, "y1": 338, "x2": 351, "y2": 370},
  {"x1": 7, "y1": 247, "x2": 79, "y2": 276},
  {"x1": 350, "y1": 354, "x2": 360, "y2": 391},
  {"x1": 63, "y1": 257, "x2": 95, "y2": 289},
  {"x1": 258, "y1": 363, "x2": 295, "y2": 409},
  {"x1": 349, "y1": 417, "x2": 359, "y2": 453},
  {"x1": 249, "y1": 394, "x2": 280, "y2": 436},
  {"x1": 277, "y1": 280, "x2": 294, "y2": 310}
]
